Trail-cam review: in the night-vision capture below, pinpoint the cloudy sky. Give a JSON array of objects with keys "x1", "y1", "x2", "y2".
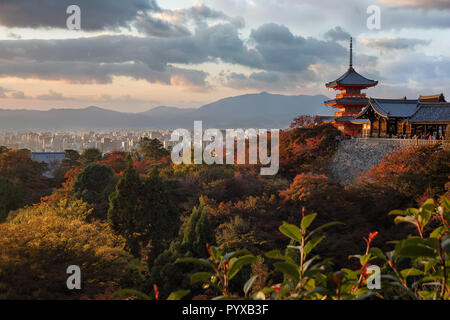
[{"x1": 0, "y1": 0, "x2": 449, "y2": 112}]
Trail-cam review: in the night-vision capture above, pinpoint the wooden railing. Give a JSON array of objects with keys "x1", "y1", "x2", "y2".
[{"x1": 344, "y1": 137, "x2": 450, "y2": 148}]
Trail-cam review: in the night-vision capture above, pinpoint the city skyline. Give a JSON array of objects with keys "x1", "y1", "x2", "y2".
[{"x1": 0, "y1": 0, "x2": 449, "y2": 112}]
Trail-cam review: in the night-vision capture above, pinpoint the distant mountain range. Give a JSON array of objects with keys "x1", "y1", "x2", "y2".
[{"x1": 0, "y1": 92, "x2": 332, "y2": 130}]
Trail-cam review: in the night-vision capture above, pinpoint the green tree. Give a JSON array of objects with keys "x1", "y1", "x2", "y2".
[
  {"x1": 72, "y1": 164, "x2": 114, "y2": 219},
  {"x1": 63, "y1": 149, "x2": 81, "y2": 167},
  {"x1": 81, "y1": 148, "x2": 102, "y2": 165},
  {"x1": 0, "y1": 177, "x2": 21, "y2": 222},
  {"x1": 146, "y1": 200, "x2": 215, "y2": 299},
  {"x1": 182, "y1": 199, "x2": 216, "y2": 257},
  {"x1": 108, "y1": 160, "x2": 180, "y2": 259},
  {"x1": 107, "y1": 159, "x2": 143, "y2": 256},
  {"x1": 137, "y1": 137, "x2": 169, "y2": 161},
  {"x1": 142, "y1": 167, "x2": 180, "y2": 261}
]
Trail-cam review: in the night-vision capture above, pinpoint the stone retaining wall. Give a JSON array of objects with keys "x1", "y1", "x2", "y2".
[{"x1": 327, "y1": 139, "x2": 448, "y2": 186}]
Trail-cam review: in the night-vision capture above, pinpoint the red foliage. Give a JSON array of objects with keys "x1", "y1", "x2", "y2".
[
  {"x1": 279, "y1": 124, "x2": 341, "y2": 178},
  {"x1": 99, "y1": 151, "x2": 128, "y2": 174}
]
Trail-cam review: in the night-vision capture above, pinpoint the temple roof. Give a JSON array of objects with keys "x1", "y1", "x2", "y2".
[
  {"x1": 419, "y1": 93, "x2": 446, "y2": 103},
  {"x1": 409, "y1": 103, "x2": 450, "y2": 122},
  {"x1": 356, "y1": 98, "x2": 419, "y2": 119},
  {"x1": 356, "y1": 98, "x2": 450, "y2": 122},
  {"x1": 326, "y1": 67, "x2": 378, "y2": 88}
]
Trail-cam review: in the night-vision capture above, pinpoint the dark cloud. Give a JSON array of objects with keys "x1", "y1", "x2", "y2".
[
  {"x1": 0, "y1": 59, "x2": 208, "y2": 87},
  {"x1": 324, "y1": 27, "x2": 351, "y2": 42},
  {"x1": 249, "y1": 23, "x2": 348, "y2": 72},
  {"x1": 134, "y1": 14, "x2": 191, "y2": 37},
  {"x1": 361, "y1": 38, "x2": 431, "y2": 50},
  {"x1": 0, "y1": 0, "x2": 158, "y2": 30},
  {"x1": 0, "y1": 19, "x2": 372, "y2": 89}
]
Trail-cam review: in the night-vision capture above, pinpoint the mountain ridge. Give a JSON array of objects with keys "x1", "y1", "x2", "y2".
[{"x1": 0, "y1": 92, "x2": 332, "y2": 130}]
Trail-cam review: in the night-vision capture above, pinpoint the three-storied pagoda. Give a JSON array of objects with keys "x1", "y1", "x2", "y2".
[{"x1": 324, "y1": 38, "x2": 378, "y2": 136}]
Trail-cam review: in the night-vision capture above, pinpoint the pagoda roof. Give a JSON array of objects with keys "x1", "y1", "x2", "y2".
[
  {"x1": 326, "y1": 67, "x2": 378, "y2": 88},
  {"x1": 324, "y1": 97, "x2": 369, "y2": 106}
]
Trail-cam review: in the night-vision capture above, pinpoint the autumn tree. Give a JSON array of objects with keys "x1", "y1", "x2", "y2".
[
  {"x1": 0, "y1": 146, "x2": 10, "y2": 154},
  {"x1": 0, "y1": 203, "x2": 142, "y2": 299},
  {"x1": 0, "y1": 149, "x2": 48, "y2": 204},
  {"x1": 279, "y1": 124, "x2": 341, "y2": 178},
  {"x1": 357, "y1": 144, "x2": 450, "y2": 204},
  {"x1": 100, "y1": 151, "x2": 129, "y2": 174}
]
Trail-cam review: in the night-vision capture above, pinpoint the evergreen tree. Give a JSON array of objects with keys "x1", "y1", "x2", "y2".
[
  {"x1": 142, "y1": 167, "x2": 180, "y2": 261},
  {"x1": 137, "y1": 137, "x2": 169, "y2": 161},
  {"x1": 72, "y1": 164, "x2": 114, "y2": 214},
  {"x1": 108, "y1": 160, "x2": 180, "y2": 259},
  {"x1": 146, "y1": 199, "x2": 215, "y2": 298},
  {"x1": 0, "y1": 177, "x2": 21, "y2": 222},
  {"x1": 81, "y1": 148, "x2": 102, "y2": 165},
  {"x1": 108, "y1": 158, "x2": 143, "y2": 256},
  {"x1": 182, "y1": 199, "x2": 215, "y2": 257}
]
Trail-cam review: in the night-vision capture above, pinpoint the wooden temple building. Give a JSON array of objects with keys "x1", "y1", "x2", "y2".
[{"x1": 323, "y1": 38, "x2": 450, "y2": 139}]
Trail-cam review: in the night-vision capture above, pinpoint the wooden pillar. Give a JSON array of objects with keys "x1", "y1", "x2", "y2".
[
  {"x1": 369, "y1": 119, "x2": 373, "y2": 137},
  {"x1": 378, "y1": 118, "x2": 381, "y2": 137}
]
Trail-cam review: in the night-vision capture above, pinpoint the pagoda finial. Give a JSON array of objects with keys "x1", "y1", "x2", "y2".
[{"x1": 349, "y1": 37, "x2": 353, "y2": 68}]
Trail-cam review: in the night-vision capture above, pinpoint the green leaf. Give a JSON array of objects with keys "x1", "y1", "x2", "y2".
[
  {"x1": 279, "y1": 222, "x2": 302, "y2": 243},
  {"x1": 440, "y1": 196, "x2": 450, "y2": 211},
  {"x1": 430, "y1": 226, "x2": 446, "y2": 238},
  {"x1": 228, "y1": 255, "x2": 256, "y2": 280},
  {"x1": 222, "y1": 249, "x2": 250, "y2": 262},
  {"x1": 394, "y1": 216, "x2": 416, "y2": 225},
  {"x1": 265, "y1": 250, "x2": 295, "y2": 264},
  {"x1": 389, "y1": 209, "x2": 408, "y2": 216},
  {"x1": 243, "y1": 275, "x2": 258, "y2": 297},
  {"x1": 301, "y1": 213, "x2": 317, "y2": 231},
  {"x1": 418, "y1": 209, "x2": 432, "y2": 228},
  {"x1": 307, "y1": 221, "x2": 343, "y2": 240},
  {"x1": 418, "y1": 290, "x2": 436, "y2": 300},
  {"x1": 175, "y1": 257, "x2": 213, "y2": 269},
  {"x1": 274, "y1": 262, "x2": 300, "y2": 282},
  {"x1": 190, "y1": 272, "x2": 213, "y2": 284},
  {"x1": 400, "y1": 268, "x2": 423, "y2": 279},
  {"x1": 167, "y1": 290, "x2": 190, "y2": 300},
  {"x1": 441, "y1": 236, "x2": 450, "y2": 254},
  {"x1": 360, "y1": 254, "x2": 371, "y2": 267},
  {"x1": 399, "y1": 245, "x2": 436, "y2": 258},
  {"x1": 303, "y1": 236, "x2": 324, "y2": 256},
  {"x1": 369, "y1": 247, "x2": 387, "y2": 261}
]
